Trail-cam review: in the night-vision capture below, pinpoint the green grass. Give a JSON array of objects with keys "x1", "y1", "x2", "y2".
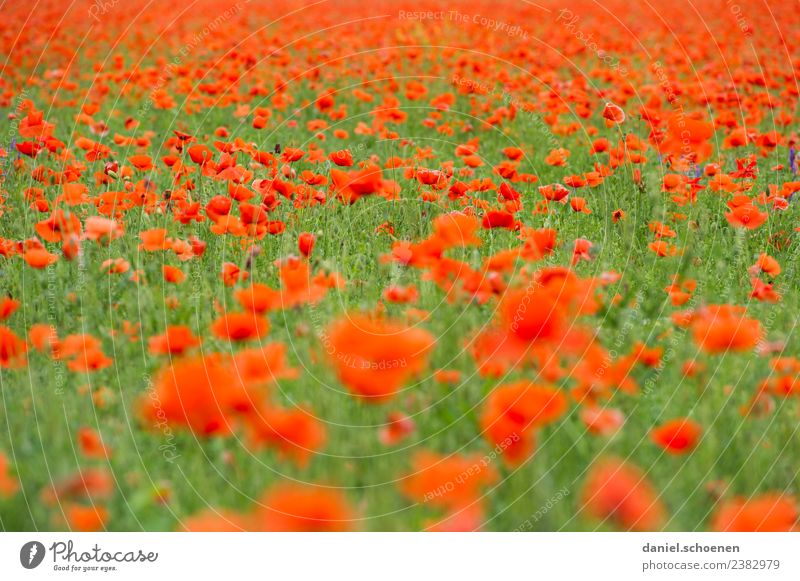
[{"x1": 1, "y1": 79, "x2": 799, "y2": 531}]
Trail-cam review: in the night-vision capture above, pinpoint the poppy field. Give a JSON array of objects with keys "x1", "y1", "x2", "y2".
[{"x1": 0, "y1": 0, "x2": 799, "y2": 532}]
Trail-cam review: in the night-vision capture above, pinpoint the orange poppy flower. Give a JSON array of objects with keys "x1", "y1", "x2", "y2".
[
  {"x1": 0, "y1": 453, "x2": 19, "y2": 498},
  {"x1": 254, "y1": 484, "x2": 354, "y2": 531},
  {"x1": 570, "y1": 197, "x2": 591, "y2": 214},
  {"x1": 658, "y1": 113, "x2": 714, "y2": 163},
  {"x1": 28, "y1": 323, "x2": 58, "y2": 353},
  {"x1": 231, "y1": 343, "x2": 298, "y2": 386},
  {"x1": 221, "y1": 262, "x2": 247, "y2": 286},
  {"x1": 245, "y1": 406, "x2": 326, "y2": 466},
  {"x1": 433, "y1": 369, "x2": 462, "y2": 385},
  {"x1": 329, "y1": 150, "x2": 353, "y2": 167},
  {"x1": 382, "y1": 284, "x2": 419, "y2": 304},
  {"x1": 139, "y1": 354, "x2": 259, "y2": 436},
  {"x1": 712, "y1": 494, "x2": 798, "y2": 531},
  {"x1": 751, "y1": 253, "x2": 781, "y2": 277},
  {"x1": 101, "y1": 258, "x2": 130, "y2": 274},
  {"x1": 330, "y1": 164, "x2": 383, "y2": 203},
  {"x1": 401, "y1": 450, "x2": 498, "y2": 510},
  {"x1": 725, "y1": 202, "x2": 768, "y2": 229},
  {"x1": 480, "y1": 381, "x2": 567, "y2": 464},
  {"x1": 181, "y1": 509, "x2": 254, "y2": 533},
  {"x1": 272, "y1": 257, "x2": 338, "y2": 309},
  {"x1": 35, "y1": 210, "x2": 82, "y2": 243},
  {"x1": 182, "y1": 510, "x2": 251, "y2": 532},
  {"x1": 23, "y1": 247, "x2": 58, "y2": 269},
  {"x1": 298, "y1": 232, "x2": 316, "y2": 257},
  {"x1": 65, "y1": 503, "x2": 108, "y2": 532},
  {"x1": 129, "y1": 154, "x2": 154, "y2": 170},
  {"x1": 432, "y1": 212, "x2": 481, "y2": 248},
  {"x1": 378, "y1": 411, "x2": 415, "y2": 445},
  {"x1": 77, "y1": 427, "x2": 111, "y2": 459},
  {"x1": 326, "y1": 314, "x2": 435, "y2": 401},
  {"x1": 147, "y1": 325, "x2": 201, "y2": 355},
  {"x1": 580, "y1": 406, "x2": 625, "y2": 436},
  {"x1": 602, "y1": 102, "x2": 625, "y2": 124},
  {"x1": 691, "y1": 305, "x2": 762, "y2": 353},
  {"x1": 139, "y1": 228, "x2": 171, "y2": 251},
  {"x1": 581, "y1": 458, "x2": 666, "y2": 531},
  {"x1": 0, "y1": 326, "x2": 28, "y2": 368},
  {"x1": 234, "y1": 283, "x2": 281, "y2": 314},
  {"x1": 41, "y1": 468, "x2": 113, "y2": 507},
  {"x1": 210, "y1": 311, "x2": 269, "y2": 342},
  {"x1": 0, "y1": 297, "x2": 20, "y2": 320},
  {"x1": 162, "y1": 265, "x2": 185, "y2": 284},
  {"x1": 83, "y1": 216, "x2": 124, "y2": 244},
  {"x1": 651, "y1": 418, "x2": 702, "y2": 454}
]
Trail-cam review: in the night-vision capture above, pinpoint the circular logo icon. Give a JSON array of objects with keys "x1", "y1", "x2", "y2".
[{"x1": 20, "y1": 541, "x2": 46, "y2": 569}]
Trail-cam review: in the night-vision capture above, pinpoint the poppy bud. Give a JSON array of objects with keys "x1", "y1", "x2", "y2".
[
  {"x1": 298, "y1": 232, "x2": 316, "y2": 257},
  {"x1": 602, "y1": 101, "x2": 625, "y2": 124}
]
